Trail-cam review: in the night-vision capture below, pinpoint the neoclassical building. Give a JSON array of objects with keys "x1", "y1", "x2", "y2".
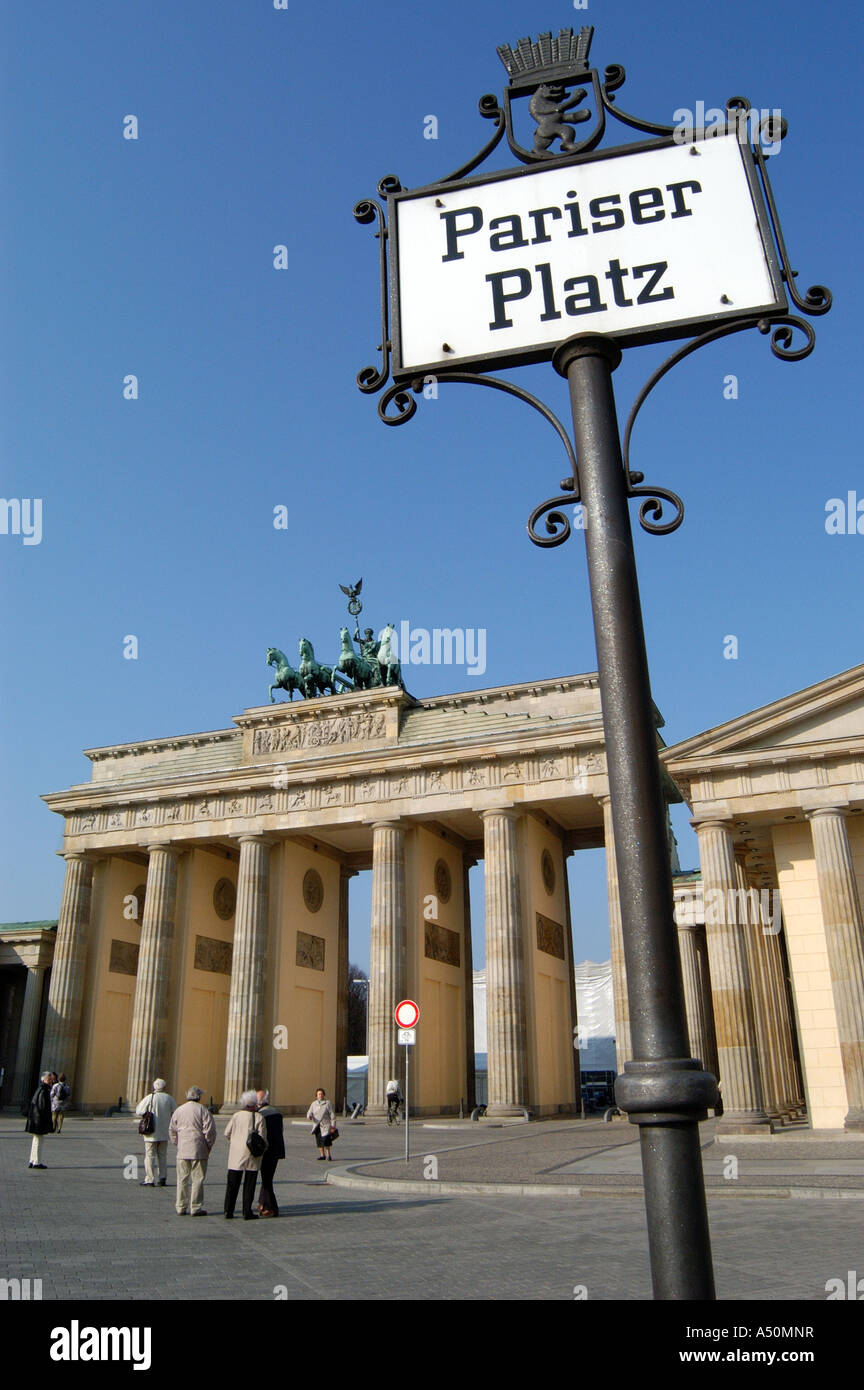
[
  {"x1": 664, "y1": 662, "x2": 864, "y2": 1132},
  {"x1": 34, "y1": 676, "x2": 616, "y2": 1117},
  {"x1": 8, "y1": 662, "x2": 863, "y2": 1131}
]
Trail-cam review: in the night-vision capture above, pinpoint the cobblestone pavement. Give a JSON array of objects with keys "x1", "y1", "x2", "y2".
[{"x1": 1, "y1": 1116, "x2": 861, "y2": 1301}]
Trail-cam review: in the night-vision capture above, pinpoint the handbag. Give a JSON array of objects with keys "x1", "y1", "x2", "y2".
[
  {"x1": 246, "y1": 1112, "x2": 267, "y2": 1158},
  {"x1": 330, "y1": 1127, "x2": 339, "y2": 1141},
  {"x1": 138, "y1": 1094, "x2": 155, "y2": 1136}
]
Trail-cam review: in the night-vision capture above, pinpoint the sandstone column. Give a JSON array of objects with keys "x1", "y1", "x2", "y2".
[
  {"x1": 40, "y1": 853, "x2": 95, "y2": 1078},
  {"x1": 694, "y1": 818, "x2": 768, "y2": 1129},
  {"x1": 223, "y1": 836, "x2": 273, "y2": 1107},
  {"x1": 125, "y1": 844, "x2": 179, "y2": 1106},
  {"x1": 600, "y1": 796, "x2": 631, "y2": 1070},
  {"x1": 677, "y1": 921, "x2": 718, "y2": 1082},
  {"x1": 735, "y1": 853, "x2": 783, "y2": 1124},
  {"x1": 481, "y1": 809, "x2": 529, "y2": 1116},
  {"x1": 807, "y1": 807, "x2": 864, "y2": 1130},
  {"x1": 13, "y1": 966, "x2": 48, "y2": 1105},
  {"x1": 562, "y1": 846, "x2": 582, "y2": 1110},
  {"x1": 366, "y1": 821, "x2": 407, "y2": 1118},
  {"x1": 462, "y1": 853, "x2": 477, "y2": 1112},
  {"x1": 335, "y1": 864, "x2": 356, "y2": 1114}
]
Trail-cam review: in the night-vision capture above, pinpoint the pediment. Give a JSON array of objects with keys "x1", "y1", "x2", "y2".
[{"x1": 666, "y1": 663, "x2": 864, "y2": 764}]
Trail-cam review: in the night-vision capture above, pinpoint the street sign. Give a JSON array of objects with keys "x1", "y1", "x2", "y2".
[
  {"x1": 394, "y1": 999, "x2": 420, "y2": 1028},
  {"x1": 397, "y1": 1028, "x2": 416, "y2": 1046},
  {"x1": 390, "y1": 133, "x2": 785, "y2": 378}
]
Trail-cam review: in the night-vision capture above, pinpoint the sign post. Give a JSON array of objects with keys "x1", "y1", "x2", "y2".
[
  {"x1": 395, "y1": 1000, "x2": 419, "y2": 1162},
  {"x1": 358, "y1": 26, "x2": 830, "y2": 1299}
]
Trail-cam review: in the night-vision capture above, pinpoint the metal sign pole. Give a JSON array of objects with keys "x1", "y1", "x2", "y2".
[
  {"x1": 553, "y1": 333, "x2": 717, "y2": 1301},
  {"x1": 404, "y1": 1043, "x2": 410, "y2": 1162}
]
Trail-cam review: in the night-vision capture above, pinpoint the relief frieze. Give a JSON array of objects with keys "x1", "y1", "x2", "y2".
[
  {"x1": 296, "y1": 930, "x2": 325, "y2": 971},
  {"x1": 536, "y1": 912, "x2": 566, "y2": 960},
  {"x1": 109, "y1": 939, "x2": 139, "y2": 976},
  {"x1": 424, "y1": 921, "x2": 461, "y2": 968},
  {"x1": 194, "y1": 934, "x2": 233, "y2": 975},
  {"x1": 252, "y1": 712, "x2": 386, "y2": 756}
]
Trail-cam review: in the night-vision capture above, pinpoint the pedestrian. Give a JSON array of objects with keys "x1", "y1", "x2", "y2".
[
  {"x1": 385, "y1": 1077, "x2": 402, "y2": 1124},
  {"x1": 168, "y1": 1086, "x2": 216, "y2": 1216},
  {"x1": 26, "y1": 1072, "x2": 55, "y2": 1168},
  {"x1": 256, "y1": 1089, "x2": 285, "y2": 1217},
  {"x1": 134, "y1": 1078, "x2": 177, "y2": 1187},
  {"x1": 307, "y1": 1087, "x2": 337, "y2": 1161},
  {"x1": 51, "y1": 1073, "x2": 71, "y2": 1132},
  {"x1": 223, "y1": 1090, "x2": 268, "y2": 1220}
]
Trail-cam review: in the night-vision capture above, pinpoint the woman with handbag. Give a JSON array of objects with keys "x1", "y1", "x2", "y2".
[
  {"x1": 135, "y1": 1079, "x2": 177, "y2": 1187},
  {"x1": 223, "y1": 1090, "x2": 268, "y2": 1220},
  {"x1": 306, "y1": 1087, "x2": 338, "y2": 1161}
]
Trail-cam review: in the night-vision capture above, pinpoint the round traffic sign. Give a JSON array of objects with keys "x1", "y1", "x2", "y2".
[{"x1": 395, "y1": 999, "x2": 420, "y2": 1029}]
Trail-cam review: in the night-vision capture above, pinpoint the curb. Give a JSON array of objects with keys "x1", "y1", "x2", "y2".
[{"x1": 326, "y1": 1170, "x2": 864, "y2": 1201}]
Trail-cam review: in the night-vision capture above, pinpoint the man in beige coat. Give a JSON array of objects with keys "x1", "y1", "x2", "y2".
[
  {"x1": 223, "y1": 1090, "x2": 268, "y2": 1220},
  {"x1": 169, "y1": 1086, "x2": 217, "y2": 1216}
]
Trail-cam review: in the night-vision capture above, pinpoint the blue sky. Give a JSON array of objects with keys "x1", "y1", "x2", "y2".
[{"x1": 1, "y1": 0, "x2": 861, "y2": 970}]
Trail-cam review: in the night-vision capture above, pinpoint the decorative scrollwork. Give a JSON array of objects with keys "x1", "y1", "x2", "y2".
[
  {"x1": 626, "y1": 482, "x2": 685, "y2": 536},
  {"x1": 438, "y1": 96, "x2": 506, "y2": 185},
  {"x1": 752, "y1": 143, "x2": 832, "y2": 317},
  {"x1": 758, "y1": 314, "x2": 816, "y2": 361},
  {"x1": 422, "y1": 371, "x2": 577, "y2": 474},
  {"x1": 527, "y1": 496, "x2": 575, "y2": 548},
  {"x1": 353, "y1": 197, "x2": 391, "y2": 394},
  {"x1": 377, "y1": 382, "x2": 417, "y2": 426},
  {"x1": 599, "y1": 64, "x2": 678, "y2": 137}
]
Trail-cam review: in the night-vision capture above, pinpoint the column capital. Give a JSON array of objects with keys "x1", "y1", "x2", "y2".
[
  {"x1": 59, "y1": 850, "x2": 97, "y2": 864},
  {"x1": 139, "y1": 840, "x2": 179, "y2": 856},
  {"x1": 479, "y1": 807, "x2": 522, "y2": 824},
  {"x1": 236, "y1": 833, "x2": 276, "y2": 847},
  {"x1": 371, "y1": 819, "x2": 404, "y2": 832},
  {"x1": 691, "y1": 817, "x2": 734, "y2": 835},
  {"x1": 804, "y1": 805, "x2": 849, "y2": 822}
]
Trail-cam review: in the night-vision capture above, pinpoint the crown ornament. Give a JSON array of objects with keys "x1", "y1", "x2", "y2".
[{"x1": 496, "y1": 26, "x2": 594, "y2": 89}]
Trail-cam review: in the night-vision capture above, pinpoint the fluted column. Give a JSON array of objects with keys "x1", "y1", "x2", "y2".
[
  {"x1": 366, "y1": 821, "x2": 407, "y2": 1117},
  {"x1": 807, "y1": 808, "x2": 864, "y2": 1130},
  {"x1": 125, "y1": 845, "x2": 179, "y2": 1106},
  {"x1": 13, "y1": 966, "x2": 48, "y2": 1105},
  {"x1": 694, "y1": 819, "x2": 768, "y2": 1129},
  {"x1": 562, "y1": 846, "x2": 582, "y2": 1109},
  {"x1": 335, "y1": 864, "x2": 356, "y2": 1113},
  {"x1": 481, "y1": 809, "x2": 528, "y2": 1116},
  {"x1": 462, "y1": 854, "x2": 477, "y2": 1112},
  {"x1": 677, "y1": 922, "x2": 718, "y2": 1082},
  {"x1": 767, "y1": 917, "x2": 806, "y2": 1116},
  {"x1": 735, "y1": 853, "x2": 783, "y2": 1123},
  {"x1": 40, "y1": 853, "x2": 95, "y2": 1077},
  {"x1": 600, "y1": 796, "x2": 631, "y2": 1070},
  {"x1": 223, "y1": 837, "x2": 273, "y2": 1107}
]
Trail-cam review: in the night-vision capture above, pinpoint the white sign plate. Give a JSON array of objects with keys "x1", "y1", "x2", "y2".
[
  {"x1": 397, "y1": 1028, "x2": 416, "y2": 1046},
  {"x1": 392, "y1": 134, "x2": 785, "y2": 377}
]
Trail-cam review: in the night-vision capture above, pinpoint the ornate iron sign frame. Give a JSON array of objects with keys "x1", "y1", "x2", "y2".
[{"x1": 354, "y1": 26, "x2": 831, "y2": 541}]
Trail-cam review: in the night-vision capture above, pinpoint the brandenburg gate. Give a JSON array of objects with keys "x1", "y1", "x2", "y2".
[{"x1": 40, "y1": 671, "x2": 619, "y2": 1115}]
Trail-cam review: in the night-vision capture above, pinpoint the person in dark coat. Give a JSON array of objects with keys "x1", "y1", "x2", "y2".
[
  {"x1": 26, "y1": 1072, "x2": 55, "y2": 1168},
  {"x1": 256, "y1": 1089, "x2": 285, "y2": 1217}
]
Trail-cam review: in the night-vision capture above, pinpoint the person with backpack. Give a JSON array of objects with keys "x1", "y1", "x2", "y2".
[
  {"x1": 135, "y1": 1078, "x2": 177, "y2": 1187},
  {"x1": 51, "y1": 1073, "x2": 71, "y2": 1132}
]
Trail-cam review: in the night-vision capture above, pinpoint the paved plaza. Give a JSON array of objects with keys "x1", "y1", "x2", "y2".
[{"x1": 2, "y1": 1115, "x2": 862, "y2": 1302}]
